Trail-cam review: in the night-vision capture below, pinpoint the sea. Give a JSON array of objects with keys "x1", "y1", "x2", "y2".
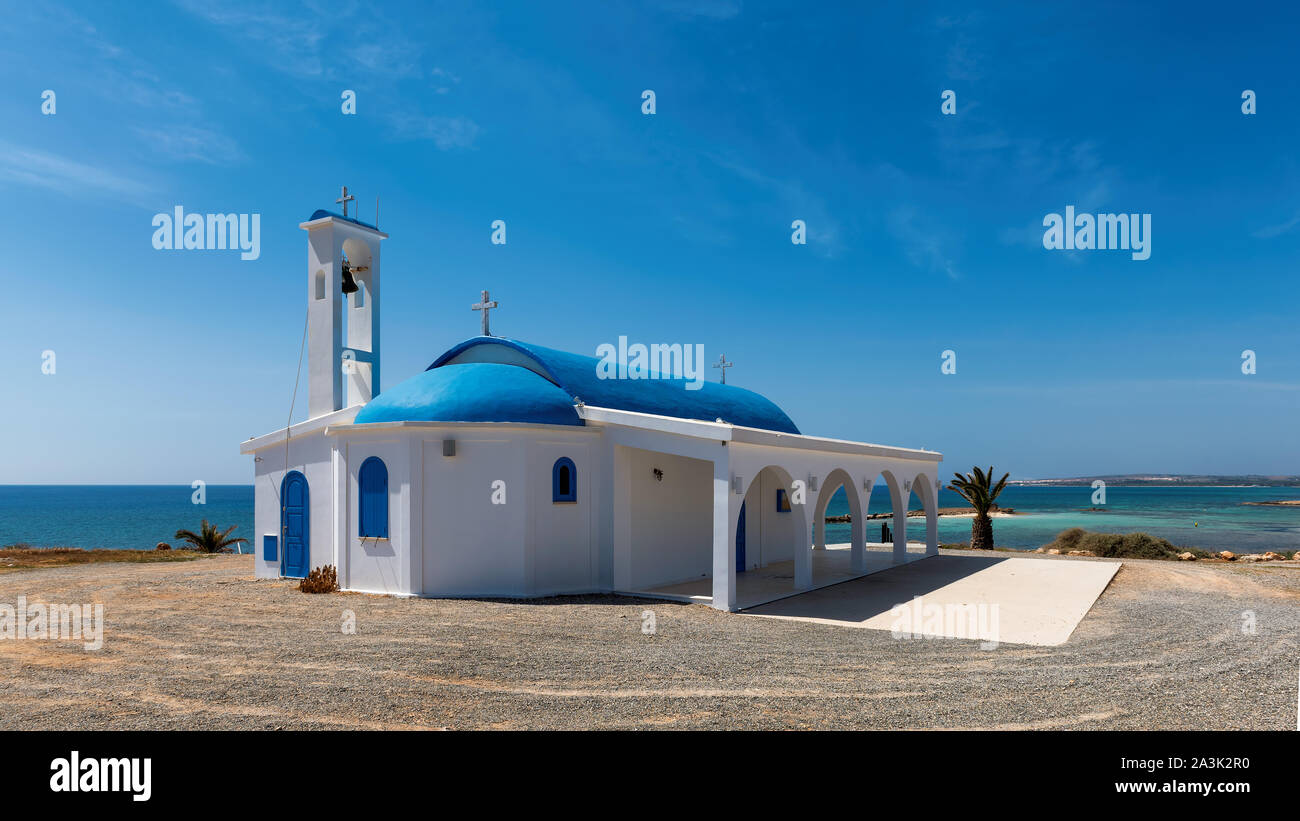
[{"x1": 0, "y1": 484, "x2": 1298, "y2": 554}]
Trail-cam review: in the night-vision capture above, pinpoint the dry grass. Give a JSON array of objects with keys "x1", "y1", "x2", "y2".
[
  {"x1": 299, "y1": 564, "x2": 339, "y2": 594},
  {"x1": 0, "y1": 544, "x2": 211, "y2": 573}
]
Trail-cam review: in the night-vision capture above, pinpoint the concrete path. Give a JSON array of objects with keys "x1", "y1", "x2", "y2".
[
  {"x1": 745, "y1": 552, "x2": 1121, "y2": 646},
  {"x1": 629, "y1": 543, "x2": 930, "y2": 610}
]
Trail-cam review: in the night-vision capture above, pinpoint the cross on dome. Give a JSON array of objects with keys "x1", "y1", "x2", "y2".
[
  {"x1": 472, "y1": 290, "x2": 499, "y2": 336},
  {"x1": 713, "y1": 354, "x2": 734, "y2": 384}
]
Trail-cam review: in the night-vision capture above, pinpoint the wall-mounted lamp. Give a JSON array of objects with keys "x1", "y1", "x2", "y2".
[
  {"x1": 442, "y1": 439, "x2": 456, "y2": 457},
  {"x1": 808, "y1": 474, "x2": 819, "y2": 492},
  {"x1": 732, "y1": 475, "x2": 744, "y2": 495},
  {"x1": 652, "y1": 468, "x2": 664, "y2": 482}
]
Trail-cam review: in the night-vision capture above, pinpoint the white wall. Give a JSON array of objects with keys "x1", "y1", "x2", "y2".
[
  {"x1": 624, "y1": 446, "x2": 713, "y2": 589},
  {"x1": 341, "y1": 437, "x2": 411, "y2": 595},
  {"x1": 421, "y1": 434, "x2": 529, "y2": 597},
  {"x1": 529, "y1": 438, "x2": 596, "y2": 595},
  {"x1": 251, "y1": 430, "x2": 334, "y2": 579}
]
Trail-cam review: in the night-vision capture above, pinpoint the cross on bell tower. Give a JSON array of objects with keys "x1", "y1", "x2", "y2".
[
  {"x1": 336, "y1": 185, "x2": 355, "y2": 217},
  {"x1": 472, "y1": 290, "x2": 499, "y2": 336}
]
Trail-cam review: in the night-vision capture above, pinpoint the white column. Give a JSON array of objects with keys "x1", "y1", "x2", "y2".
[
  {"x1": 613, "y1": 447, "x2": 633, "y2": 591},
  {"x1": 851, "y1": 484, "x2": 866, "y2": 572},
  {"x1": 795, "y1": 480, "x2": 812, "y2": 588},
  {"x1": 332, "y1": 441, "x2": 348, "y2": 587},
  {"x1": 408, "y1": 435, "x2": 424, "y2": 594},
  {"x1": 925, "y1": 490, "x2": 939, "y2": 557},
  {"x1": 710, "y1": 455, "x2": 735, "y2": 611},
  {"x1": 892, "y1": 489, "x2": 907, "y2": 564}
]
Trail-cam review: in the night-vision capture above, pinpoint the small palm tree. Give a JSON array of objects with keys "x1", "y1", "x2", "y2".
[
  {"x1": 948, "y1": 466, "x2": 1010, "y2": 551},
  {"x1": 174, "y1": 520, "x2": 248, "y2": 554}
]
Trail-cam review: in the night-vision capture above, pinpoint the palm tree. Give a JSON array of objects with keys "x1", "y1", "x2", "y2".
[
  {"x1": 948, "y1": 466, "x2": 1010, "y2": 551},
  {"x1": 174, "y1": 520, "x2": 248, "y2": 554}
]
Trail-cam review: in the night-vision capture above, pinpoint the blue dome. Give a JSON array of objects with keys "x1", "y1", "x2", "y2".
[
  {"x1": 362, "y1": 337, "x2": 801, "y2": 434},
  {"x1": 354, "y1": 362, "x2": 582, "y2": 426}
]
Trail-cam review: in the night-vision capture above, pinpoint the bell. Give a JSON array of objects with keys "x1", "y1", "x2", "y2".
[{"x1": 340, "y1": 259, "x2": 359, "y2": 295}]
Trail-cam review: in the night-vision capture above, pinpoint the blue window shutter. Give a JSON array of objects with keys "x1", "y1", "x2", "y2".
[
  {"x1": 358, "y1": 457, "x2": 389, "y2": 538},
  {"x1": 552, "y1": 457, "x2": 577, "y2": 503}
]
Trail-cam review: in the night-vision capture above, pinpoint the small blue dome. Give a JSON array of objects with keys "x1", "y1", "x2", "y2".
[
  {"x1": 306, "y1": 209, "x2": 380, "y2": 231},
  {"x1": 354, "y1": 362, "x2": 581, "y2": 426}
]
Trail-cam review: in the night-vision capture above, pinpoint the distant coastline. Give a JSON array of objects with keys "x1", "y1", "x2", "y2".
[{"x1": 1010, "y1": 474, "x2": 1300, "y2": 488}]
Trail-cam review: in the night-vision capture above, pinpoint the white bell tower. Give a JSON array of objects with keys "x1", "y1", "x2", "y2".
[{"x1": 300, "y1": 188, "x2": 389, "y2": 419}]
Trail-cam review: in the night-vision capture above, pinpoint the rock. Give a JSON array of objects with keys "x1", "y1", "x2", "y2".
[
  {"x1": 1262, "y1": 552, "x2": 1284, "y2": 561},
  {"x1": 1177, "y1": 552, "x2": 1196, "y2": 561},
  {"x1": 1046, "y1": 548, "x2": 1061, "y2": 555},
  {"x1": 1218, "y1": 551, "x2": 1235, "y2": 561},
  {"x1": 1238, "y1": 554, "x2": 1263, "y2": 563},
  {"x1": 1033, "y1": 547, "x2": 1045, "y2": 553},
  {"x1": 155, "y1": 542, "x2": 171, "y2": 551},
  {"x1": 1066, "y1": 550, "x2": 1095, "y2": 557}
]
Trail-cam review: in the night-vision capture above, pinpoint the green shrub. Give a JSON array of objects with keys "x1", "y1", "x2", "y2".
[
  {"x1": 1043, "y1": 529, "x2": 1212, "y2": 560},
  {"x1": 1048, "y1": 527, "x2": 1087, "y2": 552}
]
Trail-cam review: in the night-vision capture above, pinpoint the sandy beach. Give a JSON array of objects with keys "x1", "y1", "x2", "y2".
[{"x1": 0, "y1": 553, "x2": 1296, "y2": 730}]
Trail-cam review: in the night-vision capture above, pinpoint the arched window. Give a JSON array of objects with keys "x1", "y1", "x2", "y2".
[
  {"x1": 552, "y1": 457, "x2": 577, "y2": 503},
  {"x1": 358, "y1": 456, "x2": 389, "y2": 538}
]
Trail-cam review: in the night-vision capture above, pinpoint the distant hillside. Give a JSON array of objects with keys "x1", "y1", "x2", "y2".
[{"x1": 1008, "y1": 474, "x2": 1300, "y2": 487}]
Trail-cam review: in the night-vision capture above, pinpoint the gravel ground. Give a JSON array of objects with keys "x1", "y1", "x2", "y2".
[{"x1": 0, "y1": 551, "x2": 1297, "y2": 730}]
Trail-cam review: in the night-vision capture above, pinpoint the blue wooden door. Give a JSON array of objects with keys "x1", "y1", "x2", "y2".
[
  {"x1": 281, "y1": 471, "x2": 309, "y2": 578},
  {"x1": 736, "y1": 501, "x2": 747, "y2": 573}
]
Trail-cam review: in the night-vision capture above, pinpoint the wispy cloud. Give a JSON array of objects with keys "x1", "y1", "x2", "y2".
[
  {"x1": 705, "y1": 151, "x2": 844, "y2": 258},
  {"x1": 1252, "y1": 213, "x2": 1300, "y2": 239},
  {"x1": 172, "y1": 0, "x2": 327, "y2": 77},
  {"x1": 132, "y1": 126, "x2": 246, "y2": 165},
  {"x1": 0, "y1": 141, "x2": 155, "y2": 205},
  {"x1": 935, "y1": 12, "x2": 986, "y2": 82},
  {"x1": 173, "y1": 0, "x2": 479, "y2": 149},
  {"x1": 387, "y1": 113, "x2": 480, "y2": 150},
  {"x1": 888, "y1": 205, "x2": 960, "y2": 279},
  {"x1": 655, "y1": 0, "x2": 742, "y2": 20}
]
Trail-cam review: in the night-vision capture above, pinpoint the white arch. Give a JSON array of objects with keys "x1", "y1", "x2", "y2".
[
  {"x1": 738, "y1": 464, "x2": 812, "y2": 589},
  {"x1": 909, "y1": 470, "x2": 940, "y2": 557},
  {"x1": 871, "y1": 469, "x2": 908, "y2": 563},
  {"x1": 812, "y1": 467, "x2": 866, "y2": 573}
]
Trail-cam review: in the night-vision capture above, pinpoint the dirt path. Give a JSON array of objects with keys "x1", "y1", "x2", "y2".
[{"x1": 0, "y1": 553, "x2": 1296, "y2": 729}]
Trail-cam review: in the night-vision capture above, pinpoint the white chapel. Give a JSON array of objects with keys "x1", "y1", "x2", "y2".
[{"x1": 240, "y1": 198, "x2": 944, "y2": 611}]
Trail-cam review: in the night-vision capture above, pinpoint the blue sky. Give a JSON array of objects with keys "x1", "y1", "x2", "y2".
[{"x1": 2, "y1": 1, "x2": 1298, "y2": 483}]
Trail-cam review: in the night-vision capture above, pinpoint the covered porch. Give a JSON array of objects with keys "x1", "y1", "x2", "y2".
[
  {"x1": 581, "y1": 404, "x2": 944, "y2": 613},
  {"x1": 630, "y1": 542, "x2": 932, "y2": 610}
]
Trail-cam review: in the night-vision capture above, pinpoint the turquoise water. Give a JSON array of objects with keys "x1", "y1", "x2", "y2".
[
  {"x1": 1, "y1": 484, "x2": 1298, "y2": 554},
  {"x1": 0, "y1": 486, "x2": 255, "y2": 552},
  {"x1": 833, "y1": 485, "x2": 1300, "y2": 552}
]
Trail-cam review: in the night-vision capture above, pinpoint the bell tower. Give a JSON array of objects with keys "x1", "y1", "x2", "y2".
[{"x1": 300, "y1": 188, "x2": 388, "y2": 418}]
